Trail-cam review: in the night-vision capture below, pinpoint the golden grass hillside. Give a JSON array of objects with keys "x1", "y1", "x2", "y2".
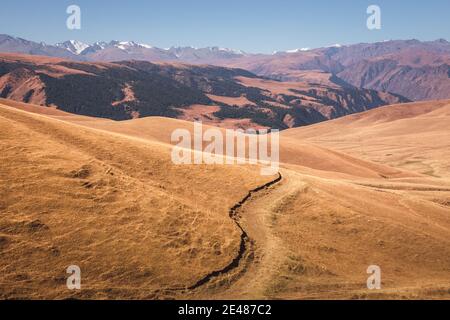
[
  {"x1": 264, "y1": 100, "x2": 450, "y2": 299},
  {"x1": 1, "y1": 98, "x2": 450, "y2": 300},
  {"x1": 282, "y1": 100, "x2": 450, "y2": 179},
  {"x1": 0, "y1": 101, "x2": 271, "y2": 299},
  {"x1": 258, "y1": 169, "x2": 450, "y2": 299}
]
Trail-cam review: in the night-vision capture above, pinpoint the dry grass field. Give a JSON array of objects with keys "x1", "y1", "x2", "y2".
[{"x1": 1, "y1": 98, "x2": 449, "y2": 299}]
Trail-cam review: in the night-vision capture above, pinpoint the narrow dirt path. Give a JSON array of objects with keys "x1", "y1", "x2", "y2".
[
  {"x1": 158, "y1": 169, "x2": 305, "y2": 299},
  {"x1": 158, "y1": 171, "x2": 285, "y2": 297},
  {"x1": 184, "y1": 172, "x2": 283, "y2": 291},
  {"x1": 215, "y1": 169, "x2": 306, "y2": 299}
]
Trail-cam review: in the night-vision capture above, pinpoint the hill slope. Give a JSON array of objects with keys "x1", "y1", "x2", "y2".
[
  {"x1": 0, "y1": 101, "x2": 272, "y2": 299},
  {"x1": 1, "y1": 99, "x2": 450, "y2": 299},
  {"x1": 283, "y1": 100, "x2": 450, "y2": 178}
]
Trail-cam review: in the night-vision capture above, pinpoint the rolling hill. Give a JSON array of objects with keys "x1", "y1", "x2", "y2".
[
  {"x1": 282, "y1": 100, "x2": 450, "y2": 178},
  {"x1": 1, "y1": 98, "x2": 449, "y2": 299}
]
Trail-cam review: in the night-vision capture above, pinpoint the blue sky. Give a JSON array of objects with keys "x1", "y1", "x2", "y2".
[{"x1": 1, "y1": 0, "x2": 449, "y2": 53}]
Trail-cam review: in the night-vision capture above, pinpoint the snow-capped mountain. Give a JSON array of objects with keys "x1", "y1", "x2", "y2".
[
  {"x1": 286, "y1": 48, "x2": 311, "y2": 53},
  {"x1": 167, "y1": 46, "x2": 247, "y2": 62},
  {"x1": 0, "y1": 34, "x2": 80, "y2": 59},
  {"x1": 2, "y1": 34, "x2": 450, "y2": 102},
  {"x1": 78, "y1": 41, "x2": 177, "y2": 61},
  {"x1": 78, "y1": 42, "x2": 108, "y2": 55},
  {"x1": 66, "y1": 41, "x2": 248, "y2": 62},
  {"x1": 56, "y1": 40, "x2": 90, "y2": 55},
  {"x1": 110, "y1": 41, "x2": 153, "y2": 50},
  {"x1": 0, "y1": 34, "x2": 249, "y2": 63},
  {"x1": 272, "y1": 48, "x2": 311, "y2": 54},
  {"x1": 56, "y1": 40, "x2": 154, "y2": 55}
]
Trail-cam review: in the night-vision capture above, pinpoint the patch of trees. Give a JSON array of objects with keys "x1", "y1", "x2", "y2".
[
  {"x1": 41, "y1": 74, "x2": 127, "y2": 119},
  {"x1": 213, "y1": 105, "x2": 287, "y2": 129},
  {"x1": 23, "y1": 89, "x2": 34, "y2": 103},
  {"x1": 40, "y1": 65, "x2": 212, "y2": 120},
  {"x1": 0, "y1": 85, "x2": 12, "y2": 98}
]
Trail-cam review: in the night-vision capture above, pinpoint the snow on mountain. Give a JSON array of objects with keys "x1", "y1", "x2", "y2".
[
  {"x1": 110, "y1": 41, "x2": 153, "y2": 50},
  {"x1": 286, "y1": 48, "x2": 311, "y2": 53},
  {"x1": 165, "y1": 46, "x2": 247, "y2": 62},
  {"x1": 215, "y1": 47, "x2": 247, "y2": 55},
  {"x1": 55, "y1": 40, "x2": 155, "y2": 55},
  {"x1": 56, "y1": 40, "x2": 90, "y2": 55},
  {"x1": 50, "y1": 38, "x2": 248, "y2": 61},
  {"x1": 272, "y1": 48, "x2": 310, "y2": 55},
  {"x1": 0, "y1": 34, "x2": 80, "y2": 59}
]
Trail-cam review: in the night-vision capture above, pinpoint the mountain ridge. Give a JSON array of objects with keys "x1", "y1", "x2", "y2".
[
  {"x1": 2, "y1": 34, "x2": 449, "y2": 101},
  {"x1": 0, "y1": 52, "x2": 408, "y2": 129}
]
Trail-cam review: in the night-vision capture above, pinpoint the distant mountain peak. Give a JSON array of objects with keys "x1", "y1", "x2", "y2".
[
  {"x1": 328, "y1": 43, "x2": 343, "y2": 48},
  {"x1": 209, "y1": 46, "x2": 246, "y2": 55},
  {"x1": 109, "y1": 40, "x2": 153, "y2": 50},
  {"x1": 56, "y1": 40, "x2": 89, "y2": 55},
  {"x1": 169, "y1": 46, "x2": 246, "y2": 55},
  {"x1": 435, "y1": 38, "x2": 449, "y2": 44},
  {"x1": 286, "y1": 48, "x2": 311, "y2": 53}
]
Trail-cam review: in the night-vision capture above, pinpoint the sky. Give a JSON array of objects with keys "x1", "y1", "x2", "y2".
[{"x1": 1, "y1": 0, "x2": 449, "y2": 54}]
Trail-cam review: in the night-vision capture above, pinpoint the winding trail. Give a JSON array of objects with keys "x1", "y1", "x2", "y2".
[
  {"x1": 185, "y1": 172, "x2": 283, "y2": 291},
  {"x1": 159, "y1": 169, "x2": 306, "y2": 299},
  {"x1": 160, "y1": 171, "x2": 286, "y2": 297},
  {"x1": 218, "y1": 169, "x2": 305, "y2": 299}
]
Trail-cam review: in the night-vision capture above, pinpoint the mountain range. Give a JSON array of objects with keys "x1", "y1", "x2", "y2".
[
  {"x1": 1, "y1": 34, "x2": 450, "y2": 102},
  {"x1": 0, "y1": 53, "x2": 407, "y2": 129},
  {"x1": 0, "y1": 35, "x2": 247, "y2": 63},
  {"x1": 1, "y1": 34, "x2": 450, "y2": 128}
]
